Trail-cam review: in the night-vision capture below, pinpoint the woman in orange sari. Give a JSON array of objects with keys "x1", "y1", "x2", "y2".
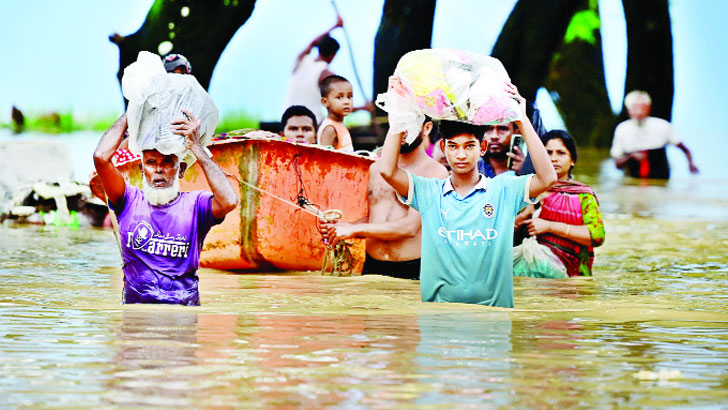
[{"x1": 515, "y1": 130, "x2": 605, "y2": 276}]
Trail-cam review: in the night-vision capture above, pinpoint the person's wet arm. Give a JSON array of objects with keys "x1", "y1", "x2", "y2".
[
  {"x1": 528, "y1": 218, "x2": 593, "y2": 246},
  {"x1": 322, "y1": 208, "x2": 421, "y2": 246},
  {"x1": 514, "y1": 204, "x2": 535, "y2": 228},
  {"x1": 676, "y1": 142, "x2": 699, "y2": 174},
  {"x1": 93, "y1": 113, "x2": 127, "y2": 208},
  {"x1": 507, "y1": 83, "x2": 556, "y2": 197},
  {"x1": 614, "y1": 151, "x2": 645, "y2": 169},
  {"x1": 352, "y1": 208, "x2": 421, "y2": 240},
  {"x1": 580, "y1": 193, "x2": 605, "y2": 247}
]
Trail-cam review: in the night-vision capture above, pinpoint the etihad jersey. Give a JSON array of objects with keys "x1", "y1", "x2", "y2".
[{"x1": 402, "y1": 172, "x2": 534, "y2": 308}]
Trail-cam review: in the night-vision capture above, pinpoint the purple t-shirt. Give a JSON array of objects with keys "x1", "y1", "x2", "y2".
[{"x1": 111, "y1": 183, "x2": 222, "y2": 305}]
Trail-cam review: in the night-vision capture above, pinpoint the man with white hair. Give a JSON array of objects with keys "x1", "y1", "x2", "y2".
[
  {"x1": 611, "y1": 90, "x2": 698, "y2": 179},
  {"x1": 93, "y1": 111, "x2": 238, "y2": 305}
]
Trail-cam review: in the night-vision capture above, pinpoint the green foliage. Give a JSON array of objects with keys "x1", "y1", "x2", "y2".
[
  {"x1": 21, "y1": 112, "x2": 75, "y2": 134},
  {"x1": 3, "y1": 111, "x2": 126, "y2": 134},
  {"x1": 4, "y1": 110, "x2": 267, "y2": 135},
  {"x1": 148, "y1": 0, "x2": 164, "y2": 22},
  {"x1": 88, "y1": 114, "x2": 127, "y2": 132},
  {"x1": 564, "y1": 9, "x2": 601, "y2": 44},
  {"x1": 215, "y1": 111, "x2": 260, "y2": 133},
  {"x1": 343, "y1": 111, "x2": 373, "y2": 128}
]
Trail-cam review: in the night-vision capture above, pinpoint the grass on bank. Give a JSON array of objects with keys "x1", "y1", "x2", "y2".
[
  {"x1": 1, "y1": 111, "x2": 124, "y2": 134},
  {"x1": 1, "y1": 110, "x2": 265, "y2": 135},
  {"x1": 1, "y1": 109, "x2": 375, "y2": 136}
]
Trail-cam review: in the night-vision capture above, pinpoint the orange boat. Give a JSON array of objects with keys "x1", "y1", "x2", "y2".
[{"x1": 91, "y1": 136, "x2": 374, "y2": 273}]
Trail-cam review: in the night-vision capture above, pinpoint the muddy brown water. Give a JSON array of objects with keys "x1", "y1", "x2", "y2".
[{"x1": 1, "y1": 148, "x2": 727, "y2": 409}]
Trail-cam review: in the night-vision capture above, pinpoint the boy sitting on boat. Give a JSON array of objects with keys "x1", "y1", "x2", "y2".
[
  {"x1": 317, "y1": 75, "x2": 355, "y2": 152},
  {"x1": 378, "y1": 77, "x2": 556, "y2": 307},
  {"x1": 93, "y1": 112, "x2": 238, "y2": 305}
]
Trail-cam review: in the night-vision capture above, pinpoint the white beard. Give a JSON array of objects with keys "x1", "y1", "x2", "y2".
[{"x1": 142, "y1": 176, "x2": 180, "y2": 206}]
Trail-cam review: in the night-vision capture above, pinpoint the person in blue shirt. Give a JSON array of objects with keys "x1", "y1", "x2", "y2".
[{"x1": 378, "y1": 77, "x2": 557, "y2": 307}]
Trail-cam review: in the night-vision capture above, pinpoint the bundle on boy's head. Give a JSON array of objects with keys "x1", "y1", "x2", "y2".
[
  {"x1": 320, "y1": 75, "x2": 350, "y2": 97},
  {"x1": 438, "y1": 120, "x2": 486, "y2": 141}
]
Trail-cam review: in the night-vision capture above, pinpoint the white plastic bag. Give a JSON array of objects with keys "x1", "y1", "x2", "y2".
[
  {"x1": 376, "y1": 49, "x2": 520, "y2": 143},
  {"x1": 122, "y1": 51, "x2": 218, "y2": 165},
  {"x1": 513, "y1": 237, "x2": 568, "y2": 279},
  {"x1": 374, "y1": 85, "x2": 424, "y2": 143}
]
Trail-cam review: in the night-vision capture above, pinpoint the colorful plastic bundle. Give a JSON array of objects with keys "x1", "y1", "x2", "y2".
[
  {"x1": 122, "y1": 51, "x2": 218, "y2": 165},
  {"x1": 376, "y1": 49, "x2": 520, "y2": 143}
]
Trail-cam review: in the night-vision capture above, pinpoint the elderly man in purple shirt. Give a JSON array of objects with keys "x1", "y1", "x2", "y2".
[{"x1": 93, "y1": 110, "x2": 238, "y2": 305}]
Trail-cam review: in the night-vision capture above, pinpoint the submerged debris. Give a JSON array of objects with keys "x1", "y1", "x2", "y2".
[{"x1": 1, "y1": 181, "x2": 107, "y2": 227}]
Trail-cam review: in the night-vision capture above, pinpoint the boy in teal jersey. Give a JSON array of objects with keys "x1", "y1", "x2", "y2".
[{"x1": 379, "y1": 77, "x2": 557, "y2": 307}]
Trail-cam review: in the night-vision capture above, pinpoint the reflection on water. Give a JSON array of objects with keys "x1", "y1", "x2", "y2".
[
  {"x1": 2, "y1": 148, "x2": 728, "y2": 408},
  {"x1": 416, "y1": 313, "x2": 512, "y2": 407},
  {"x1": 2, "y1": 220, "x2": 726, "y2": 408},
  {"x1": 110, "y1": 310, "x2": 201, "y2": 407}
]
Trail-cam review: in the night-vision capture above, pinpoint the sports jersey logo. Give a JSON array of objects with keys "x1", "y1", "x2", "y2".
[
  {"x1": 482, "y1": 202, "x2": 495, "y2": 218},
  {"x1": 440, "y1": 208, "x2": 451, "y2": 220},
  {"x1": 131, "y1": 221, "x2": 154, "y2": 250},
  {"x1": 438, "y1": 227, "x2": 498, "y2": 248}
]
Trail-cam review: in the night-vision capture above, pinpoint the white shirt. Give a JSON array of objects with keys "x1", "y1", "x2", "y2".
[
  {"x1": 284, "y1": 54, "x2": 328, "y2": 124},
  {"x1": 610, "y1": 116, "x2": 681, "y2": 158}
]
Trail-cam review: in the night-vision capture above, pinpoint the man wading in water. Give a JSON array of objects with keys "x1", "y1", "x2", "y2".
[
  {"x1": 320, "y1": 117, "x2": 449, "y2": 280},
  {"x1": 93, "y1": 111, "x2": 238, "y2": 305}
]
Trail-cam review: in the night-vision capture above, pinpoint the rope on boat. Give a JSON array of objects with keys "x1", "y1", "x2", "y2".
[
  {"x1": 222, "y1": 155, "x2": 354, "y2": 276},
  {"x1": 227, "y1": 171, "x2": 335, "y2": 220}
]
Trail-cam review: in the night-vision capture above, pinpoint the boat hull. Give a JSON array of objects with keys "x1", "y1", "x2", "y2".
[{"x1": 96, "y1": 138, "x2": 372, "y2": 272}]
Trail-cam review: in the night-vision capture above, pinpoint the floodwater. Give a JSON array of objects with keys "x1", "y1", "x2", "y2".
[{"x1": 2, "y1": 144, "x2": 728, "y2": 408}]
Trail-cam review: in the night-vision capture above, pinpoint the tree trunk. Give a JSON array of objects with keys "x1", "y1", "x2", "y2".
[
  {"x1": 621, "y1": 0, "x2": 673, "y2": 120},
  {"x1": 545, "y1": 2, "x2": 616, "y2": 147},
  {"x1": 373, "y1": 0, "x2": 437, "y2": 113},
  {"x1": 491, "y1": 0, "x2": 584, "y2": 101},
  {"x1": 110, "y1": 0, "x2": 256, "y2": 96}
]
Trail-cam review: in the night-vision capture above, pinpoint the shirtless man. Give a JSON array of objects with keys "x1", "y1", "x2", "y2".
[{"x1": 320, "y1": 118, "x2": 449, "y2": 280}]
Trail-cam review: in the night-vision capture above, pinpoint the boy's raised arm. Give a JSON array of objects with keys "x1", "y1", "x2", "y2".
[
  {"x1": 507, "y1": 83, "x2": 556, "y2": 197},
  {"x1": 378, "y1": 75, "x2": 412, "y2": 198}
]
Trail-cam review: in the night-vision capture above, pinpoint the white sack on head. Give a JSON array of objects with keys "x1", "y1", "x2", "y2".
[
  {"x1": 122, "y1": 51, "x2": 218, "y2": 165},
  {"x1": 376, "y1": 49, "x2": 520, "y2": 143}
]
